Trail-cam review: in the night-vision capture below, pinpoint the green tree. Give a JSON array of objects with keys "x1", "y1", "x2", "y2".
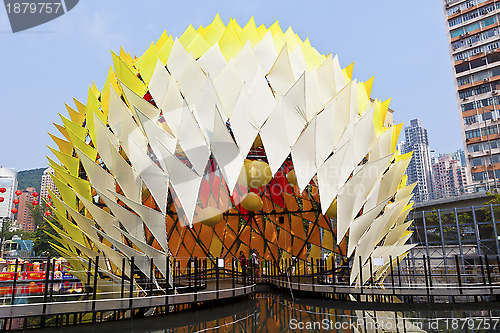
[{"x1": 28, "y1": 203, "x2": 62, "y2": 257}]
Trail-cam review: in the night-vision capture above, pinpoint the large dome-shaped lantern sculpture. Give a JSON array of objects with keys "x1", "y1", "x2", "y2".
[{"x1": 46, "y1": 16, "x2": 416, "y2": 292}]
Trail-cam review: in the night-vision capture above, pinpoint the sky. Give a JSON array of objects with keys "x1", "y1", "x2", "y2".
[{"x1": 0, "y1": 0, "x2": 459, "y2": 172}]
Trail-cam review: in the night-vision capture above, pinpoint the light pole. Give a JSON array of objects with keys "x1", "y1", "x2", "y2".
[
  {"x1": 0, "y1": 217, "x2": 6, "y2": 258},
  {"x1": 480, "y1": 106, "x2": 498, "y2": 191}
]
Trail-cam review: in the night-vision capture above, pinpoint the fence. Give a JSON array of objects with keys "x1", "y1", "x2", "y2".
[
  {"x1": 408, "y1": 204, "x2": 500, "y2": 260},
  {"x1": 0, "y1": 256, "x2": 256, "y2": 331}
]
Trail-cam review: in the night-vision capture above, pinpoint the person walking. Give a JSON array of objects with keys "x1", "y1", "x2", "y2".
[{"x1": 238, "y1": 251, "x2": 246, "y2": 283}]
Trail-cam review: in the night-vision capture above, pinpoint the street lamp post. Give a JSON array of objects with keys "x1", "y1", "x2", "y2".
[
  {"x1": 480, "y1": 106, "x2": 498, "y2": 191},
  {"x1": 0, "y1": 217, "x2": 6, "y2": 258}
]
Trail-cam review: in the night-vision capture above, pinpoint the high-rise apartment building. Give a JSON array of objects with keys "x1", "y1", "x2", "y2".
[
  {"x1": 17, "y1": 187, "x2": 36, "y2": 232},
  {"x1": 432, "y1": 154, "x2": 469, "y2": 198},
  {"x1": 443, "y1": 0, "x2": 500, "y2": 187},
  {"x1": 400, "y1": 119, "x2": 434, "y2": 201},
  {"x1": 0, "y1": 168, "x2": 17, "y2": 219},
  {"x1": 40, "y1": 167, "x2": 58, "y2": 199}
]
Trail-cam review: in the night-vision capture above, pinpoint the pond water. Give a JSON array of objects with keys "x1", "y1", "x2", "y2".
[{"x1": 38, "y1": 292, "x2": 500, "y2": 333}]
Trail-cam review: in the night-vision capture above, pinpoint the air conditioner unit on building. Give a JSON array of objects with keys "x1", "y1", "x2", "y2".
[
  {"x1": 462, "y1": 97, "x2": 468, "y2": 101},
  {"x1": 484, "y1": 78, "x2": 490, "y2": 82},
  {"x1": 493, "y1": 90, "x2": 498, "y2": 95}
]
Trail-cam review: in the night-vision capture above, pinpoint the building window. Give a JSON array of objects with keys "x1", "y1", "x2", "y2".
[
  {"x1": 458, "y1": 76, "x2": 471, "y2": 86},
  {"x1": 485, "y1": 41, "x2": 500, "y2": 51},
  {"x1": 467, "y1": 142, "x2": 483, "y2": 152},
  {"x1": 462, "y1": 101, "x2": 476, "y2": 112},
  {"x1": 465, "y1": 22, "x2": 481, "y2": 33},
  {"x1": 449, "y1": 16, "x2": 463, "y2": 27},
  {"x1": 456, "y1": 62, "x2": 470, "y2": 73},
  {"x1": 469, "y1": 45, "x2": 485, "y2": 57},
  {"x1": 471, "y1": 157, "x2": 484, "y2": 167},
  {"x1": 464, "y1": 115, "x2": 478, "y2": 125},
  {"x1": 447, "y1": 5, "x2": 462, "y2": 16},
  {"x1": 466, "y1": 128, "x2": 481, "y2": 139},
  {"x1": 463, "y1": 10, "x2": 478, "y2": 23},
  {"x1": 472, "y1": 171, "x2": 486, "y2": 181},
  {"x1": 481, "y1": 125, "x2": 499, "y2": 136},
  {"x1": 455, "y1": 51, "x2": 469, "y2": 61},
  {"x1": 482, "y1": 16, "x2": 497, "y2": 28},
  {"x1": 459, "y1": 88, "x2": 474, "y2": 99},
  {"x1": 451, "y1": 27, "x2": 464, "y2": 38},
  {"x1": 470, "y1": 58, "x2": 487, "y2": 70},
  {"x1": 476, "y1": 97, "x2": 494, "y2": 108},
  {"x1": 475, "y1": 83, "x2": 491, "y2": 95},
  {"x1": 472, "y1": 71, "x2": 489, "y2": 82},
  {"x1": 490, "y1": 66, "x2": 500, "y2": 77}
]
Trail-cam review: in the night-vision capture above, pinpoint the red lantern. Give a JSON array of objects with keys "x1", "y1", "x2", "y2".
[
  {"x1": 47, "y1": 194, "x2": 51, "y2": 199},
  {"x1": 33, "y1": 192, "x2": 39, "y2": 198},
  {"x1": 15, "y1": 190, "x2": 22, "y2": 196},
  {"x1": 0, "y1": 188, "x2": 5, "y2": 193},
  {"x1": 13, "y1": 199, "x2": 19, "y2": 205},
  {"x1": 46, "y1": 202, "x2": 52, "y2": 207},
  {"x1": 0, "y1": 197, "x2": 3, "y2": 203},
  {"x1": 44, "y1": 211, "x2": 52, "y2": 217},
  {"x1": 11, "y1": 208, "x2": 17, "y2": 214},
  {"x1": 32, "y1": 200, "x2": 39, "y2": 206}
]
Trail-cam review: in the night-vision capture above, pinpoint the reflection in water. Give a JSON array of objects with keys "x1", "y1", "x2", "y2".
[{"x1": 54, "y1": 293, "x2": 499, "y2": 333}]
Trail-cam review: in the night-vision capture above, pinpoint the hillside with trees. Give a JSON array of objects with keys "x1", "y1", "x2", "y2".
[{"x1": 17, "y1": 168, "x2": 45, "y2": 192}]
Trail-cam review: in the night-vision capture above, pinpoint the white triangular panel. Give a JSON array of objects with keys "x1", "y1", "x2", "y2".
[
  {"x1": 76, "y1": 147, "x2": 115, "y2": 197},
  {"x1": 192, "y1": 77, "x2": 223, "y2": 141},
  {"x1": 115, "y1": 227, "x2": 171, "y2": 283},
  {"x1": 109, "y1": 190, "x2": 167, "y2": 252},
  {"x1": 161, "y1": 77, "x2": 184, "y2": 136},
  {"x1": 260, "y1": 100, "x2": 290, "y2": 176},
  {"x1": 148, "y1": 59, "x2": 171, "y2": 111},
  {"x1": 288, "y1": 45, "x2": 308, "y2": 81},
  {"x1": 156, "y1": 140, "x2": 202, "y2": 225},
  {"x1": 317, "y1": 142, "x2": 349, "y2": 215},
  {"x1": 352, "y1": 104, "x2": 377, "y2": 166},
  {"x1": 94, "y1": 228, "x2": 152, "y2": 279},
  {"x1": 197, "y1": 42, "x2": 228, "y2": 79},
  {"x1": 233, "y1": 41, "x2": 259, "y2": 84},
  {"x1": 211, "y1": 107, "x2": 245, "y2": 193},
  {"x1": 254, "y1": 31, "x2": 278, "y2": 74},
  {"x1": 120, "y1": 81, "x2": 161, "y2": 122},
  {"x1": 337, "y1": 154, "x2": 392, "y2": 243},
  {"x1": 166, "y1": 39, "x2": 190, "y2": 79},
  {"x1": 230, "y1": 86, "x2": 259, "y2": 159},
  {"x1": 291, "y1": 116, "x2": 317, "y2": 192},
  {"x1": 267, "y1": 44, "x2": 295, "y2": 97},
  {"x1": 347, "y1": 198, "x2": 390, "y2": 257},
  {"x1": 134, "y1": 107, "x2": 177, "y2": 171},
  {"x1": 369, "y1": 126, "x2": 393, "y2": 162},
  {"x1": 74, "y1": 191, "x2": 122, "y2": 242},
  {"x1": 377, "y1": 157, "x2": 411, "y2": 205},
  {"x1": 178, "y1": 103, "x2": 210, "y2": 175},
  {"x1": 128, "y1": 138, "x2": 169, "y2": 213},
  {"x1": 384, "y1": 220, "x2": 413, "y2": 246},
  {"x1": 214, "y1": 61, "x2": 242, "y2": 119},
  {"x1": 332, "y1": 55, "x2": 347, "y2": 91},
  {"x1": 57, "y1": 198, "x2": 99, "y2": 241},
  {"x1": 316, "y1": 55, "x2": 338, "y2": 103},
  {"x1": 177, "y1": 53, "x2": 207, "y2": 105},
  {"x1": 248, "y1": 66, "x2": 276, "y2": 128},
  {"x1": 109, "y1": 138, "x2": 141, "y2": 203},
  {"x1": 95, "y1": 189, "x2": 146, "y2": 244}
]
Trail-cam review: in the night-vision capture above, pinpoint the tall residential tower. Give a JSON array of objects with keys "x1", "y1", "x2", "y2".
[
  {"x1": 443, "y1": 0, "x2": 500, "y2": 187},
  {"x1": 400, "y1": 119, "x2": 434, "y2": 201}
]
